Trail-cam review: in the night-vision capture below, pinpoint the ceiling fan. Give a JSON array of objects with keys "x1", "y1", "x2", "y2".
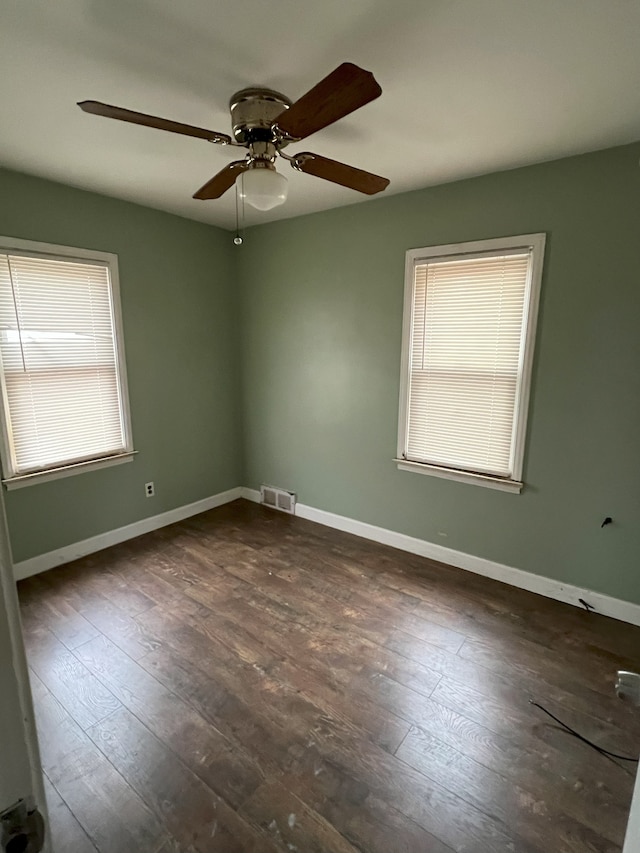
[{"x1": 78, "y1": 62, "x2": 390, "y2": 211}]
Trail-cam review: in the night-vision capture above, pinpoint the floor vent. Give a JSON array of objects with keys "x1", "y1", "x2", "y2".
[{"x1": 260, "y1": 485, "x2": 296, "y2": 514}]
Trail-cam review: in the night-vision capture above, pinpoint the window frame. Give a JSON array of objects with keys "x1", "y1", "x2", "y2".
[
  {"x1": 0, "y1": 235, "x2": 135, "y2": 490},
  {"x1": 396, "y1": 233, "x2": 546, "y2": 493}
]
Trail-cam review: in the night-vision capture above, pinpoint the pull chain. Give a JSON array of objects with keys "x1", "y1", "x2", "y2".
[{"x1": 234, "y1": 180, "x2": 243, "y2": 245}]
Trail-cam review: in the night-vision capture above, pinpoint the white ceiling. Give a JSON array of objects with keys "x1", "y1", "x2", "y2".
[{"x1": 2, "y1": 0, "x2": 640, "y2": 230}]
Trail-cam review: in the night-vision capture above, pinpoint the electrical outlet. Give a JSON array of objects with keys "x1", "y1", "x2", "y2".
[{"x1": 145, "y1": 482, "x2": 155, "y2": 497}]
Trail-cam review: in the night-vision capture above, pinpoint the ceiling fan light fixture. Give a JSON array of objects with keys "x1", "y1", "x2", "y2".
[
  {"x1": 239, "y1": 164, "x2": 288, "y2": 211},
  {"x1": 79, "y1": 63, "x2": 389, "y2": 211}
]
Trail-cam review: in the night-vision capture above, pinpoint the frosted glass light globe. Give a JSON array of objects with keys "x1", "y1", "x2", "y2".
[{"x1": 239, "y1": 167, "x2": 288, "y2": 211}]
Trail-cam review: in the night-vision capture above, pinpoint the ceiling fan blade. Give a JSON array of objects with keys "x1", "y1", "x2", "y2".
[
  {"x1": 193, "y1": 161, "x2": 249, "y2": 200},
  {"x1": 275, "y1": 62, "x2": 381, "y2": 140},
  {"x1": 291, "y1": 153, "x2": 389, "y2": 195},
  {"x1": 78, "y1": 100, "x2": 232, "y2": 145}
]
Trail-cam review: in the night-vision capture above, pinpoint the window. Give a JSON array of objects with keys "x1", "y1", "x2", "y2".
[
  {"x1": 397, "y1": 234, "x2": 545, "y2": 493},
  {"x1": 0, "y1": 237, "x2": 134, "y2": 489}
]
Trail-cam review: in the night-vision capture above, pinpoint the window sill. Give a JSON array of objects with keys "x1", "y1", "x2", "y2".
[
  {"x1": 394, "y1": 458, "x2": 523, "y2": 493},
  {"x1": 3, "y1": 451, "x2": 137, "y2": 490}
]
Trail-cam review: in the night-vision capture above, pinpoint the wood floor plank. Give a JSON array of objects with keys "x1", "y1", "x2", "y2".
[
  {"x1": 108, "y1": 560, "x2": 189, "y2": 609},
  {"x1": 20, "y1": 575, "x2": 101, "y2": 650},
  {"x1": 36, "y1": 570, "x2": 163, "y2": 660},
  {"x1": 140, "y1": 643, "x2": 454, "y2": 853},
  {"x1": 316, "y1": 789, "x2": 457, "y2": 853},
  {"x1": 284, "y1": 724, "x2": 542, "y2": 853},
  {"x1": 236, "y1": 507, "x2": 640, "y2": 668},
  {"x1": 238, "y1": 780, "x2": 363, "y2": 853},
  {"x1": 35, "y1": 689, "x2": 171, "y2": 853},
  {"x1": 188, "y1": 549, "x2": 393, "y2": 647},
  {"x1": 246, "y1": 535, "x2": 468, "y2": 654},
  {"x1": 182, "y1": 529, "x2": 466, "y2": 655},
  {"x1": 140, "y1": 640, "x2": 311, "y2": 778},
  {"x1": 80, "y1": 561, "x2": 156, "y2": 617},
  {"x1": 397, "y1": 674, "x2": 636, "y2": 842},
  {"x1": 431, "y1": 675, "x2": 640, "y2": 776},
  {"x1": 396, "y1": 724, "x2": 622, "y2": 851},
  {"x1": 184, "y1": 570, "x2": 444, "y2": 704},
  {"x1": 75, "y1": 634, "x2": 264, "y2": 808},
  {"x1": 370, "y1": 548, "x2": 640, "y2": 667},
  {"x1": 458, "y1": 630, "x2": 635, "y2": 703},
  {"x1": 24, "y1": 626, "x2": 121, "y2": 730},
  {"x1": 142, "y1": 540, "x2": 222, "y2": 588},
  {"x1": 87, "y1": 706, "x2": 280, "y2": 853},
  {"x1": 387, "y1": 627, "x2": 640, "y2": 747},
  {"x1": 193, "y1": 604, "x2": 413, "y2": 753},
  {"x1": 268, "y1": 510, "x2": 637, "y2": 665},
  {"x1": 43, "y1": 773, "x2": 99, "y2": 853},
  {"x1": 19, "y1": 499, "x2": 639, "y2": 853},
  {"x1": 139, "y1": 602, "x2": 411, "y2": 756}
]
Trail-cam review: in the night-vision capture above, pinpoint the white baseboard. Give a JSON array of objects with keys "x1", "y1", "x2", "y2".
[
  {"x1": 13, "y1": 486, "x2": 243, "y2": 582},
  {"x1": 241, "y1": 487, "x2": 640, "y2": 627}
]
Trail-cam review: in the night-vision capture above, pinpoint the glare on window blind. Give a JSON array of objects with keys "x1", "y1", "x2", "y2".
[
  {"x1": 0, "y1": 253, "x2": 126, "y2": 475},
  {"x1": 406, "y1": 252, "x2": 530, "y2": 477}
]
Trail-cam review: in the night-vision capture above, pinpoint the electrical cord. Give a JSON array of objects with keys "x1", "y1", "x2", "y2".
[{"x1": 530, "y1": 700, "x2": 639, "y2": 763}]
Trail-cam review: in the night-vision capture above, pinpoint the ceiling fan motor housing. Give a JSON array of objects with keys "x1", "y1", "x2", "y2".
[{"x1": 229, "y1": 88, "x2": 292, "y2": 145}]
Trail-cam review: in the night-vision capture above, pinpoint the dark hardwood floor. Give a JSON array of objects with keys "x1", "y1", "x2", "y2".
[{"x1": 18, "y1": 498, "x2": 640, "y2": 853}]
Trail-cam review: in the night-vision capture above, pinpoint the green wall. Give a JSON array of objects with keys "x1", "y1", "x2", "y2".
[
  {"x1": 239, "y1": 143, "x2": 640, "y2": 604},
  {"x1": 0, "y1": 168, "x2": 242, "y2": 562},
  {"x1": 3, "y1": 143, "x2": 639, "y2": 605}
]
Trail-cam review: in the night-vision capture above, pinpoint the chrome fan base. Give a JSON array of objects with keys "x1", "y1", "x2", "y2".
[{"x1": 229, "y1": 88, "x2": 292, "y2": 145}]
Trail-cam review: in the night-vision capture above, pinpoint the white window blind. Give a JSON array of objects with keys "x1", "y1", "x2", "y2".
[
  {"x1": 405, "y1": 250, "x2": 532, "y2": 479},
  {"x1": 0, "y1": 251, "x2": 129, "y2": 478}
]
